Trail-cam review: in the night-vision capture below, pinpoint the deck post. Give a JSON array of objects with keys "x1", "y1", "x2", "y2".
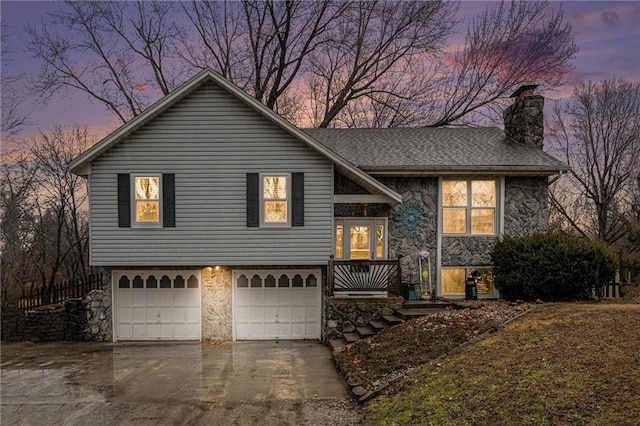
[
  {"x1": 328, "y1": 255, "x2": 335, "y2": 296},
  {"x1": 396, "y1": 255, "x2": 403, "y2": 297}
]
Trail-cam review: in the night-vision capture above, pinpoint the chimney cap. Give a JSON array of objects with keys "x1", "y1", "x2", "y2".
[{"x1": 510, "y1": 84, "x2": 539, "y2": 98}]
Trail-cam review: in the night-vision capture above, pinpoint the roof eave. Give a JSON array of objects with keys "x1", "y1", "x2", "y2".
[{"x1": 362, "y1": 165, "x2": 570, "y2": 177}]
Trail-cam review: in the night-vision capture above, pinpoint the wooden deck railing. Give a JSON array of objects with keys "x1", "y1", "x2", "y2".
[
  {"x1": 18, "y1": 273, "x2": 103, "y2": 310},
  {"x1": 327, "y1": 256, "x2": 402, "y2": 296}
]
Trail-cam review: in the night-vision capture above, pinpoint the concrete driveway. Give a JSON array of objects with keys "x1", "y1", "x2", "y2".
[{"x1": 1, "y1": 340, "x2": 362, "y2": 425}]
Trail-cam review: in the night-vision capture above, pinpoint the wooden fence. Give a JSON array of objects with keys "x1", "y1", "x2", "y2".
[{"x1": 18, "y1": 273, "x2": 103, "y2": 310}]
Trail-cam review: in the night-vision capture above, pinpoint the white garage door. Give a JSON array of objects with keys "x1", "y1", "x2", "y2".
[
  {"x1": 113, "y1": 270, "x2": 201, "y2": 341},
  {"x1": 233, "y1": 269, "x2": 321, "y2": 340}
]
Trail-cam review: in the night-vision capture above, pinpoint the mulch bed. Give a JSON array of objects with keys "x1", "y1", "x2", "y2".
[{"x1": 333, "y1": 300, "x2": 537, "y2": 394}]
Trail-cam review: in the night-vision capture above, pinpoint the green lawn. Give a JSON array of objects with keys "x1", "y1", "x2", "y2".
[{"x1": 366, "y1": 303, "x2": 640, "y2": 426}]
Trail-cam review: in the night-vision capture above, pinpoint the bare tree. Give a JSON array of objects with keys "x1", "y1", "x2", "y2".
[
  {"x1": 0, "y1": 155, "x2": 39, "y2": 303},
  {"x1": 26, "y1": 0, "x2": 180, "y2": 123},
  {"x1": 29, "y1": 126, "x2": 92, "y2": 287},
  {"x1": 25, "y1": 0, "x2": 577, "y2": 128},
  {"x1": 307, "y1": 0, "x2": 457, "y2": 127},
  {"x1": 548, "y1": 79, "x2": 640, "y2": 244},
  {"x1": 180, "y1": 0, "x2": 350, "y2": 121},
  {"x1": 424, "y1": 0, "x2": 578, "y2": 127},
  {"x1": 1, "y1": 19, "x2": 30, "y2": 137}
]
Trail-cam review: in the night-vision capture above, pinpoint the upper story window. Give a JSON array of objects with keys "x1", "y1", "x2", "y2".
[
  {"x1": 442, "y1": 179, "x2": 496, "y2": 235},
  {"x1": 134, "y1": 176, "x2": 161, "y2": 225},
  {"x1": 118, "y1": 173, "x2": 174, "y2": 228},
  {"x1": 262, "y1": 174, "x2": 290, "y2": 225}
]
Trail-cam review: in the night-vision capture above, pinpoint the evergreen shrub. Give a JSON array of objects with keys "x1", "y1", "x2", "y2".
[{"x1": 491, "y1": 233, "x2": 616, "y2": 301}]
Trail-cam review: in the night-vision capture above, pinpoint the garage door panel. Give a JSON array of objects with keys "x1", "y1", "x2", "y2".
[
  {"x1": 132, "y1": 291, "x2": 146, "y2": 305},
  {"x1": 292, "y1": 323, "x2": 305, "y2": 338},
  {"x1": 114, "y1": 270, "x2": 201, "y2": 341},
  {"x1": 264, "y1": 323, "x2": 278, "y2": 338},
  {"x1": 250, "y1": 291, "x2": 264, "y2": 305},
  {"x1": 306, "y1": 290, "x2": 317, "y2": 305},
  {"x1": 133, "y1": 307, "x2": 146, "y2": 322},
  {"x1": 250, "y1": 323, "x2": 264, "y2": 337},
  {"x1": 160, "y1": 291, "x2": 173, "y2": 305},
  {"x1": 292, "y1": 306, "x2": 305, "y2": 321},
  {"x1": 173, "y1": 291, "x2": 186, "y2": 305},
  {"x1": 233, "y1": 269, "x2": 321, "y2": 340},
  {"x1": 306, "y1": 306, "x2": 319, "y2": 320},
  {"x1": 173, "y1": 307, "x2": 185, "y2": 321},
  {"x1": 264, "y1": 306, "x2": 277, "y2": 318},
  {"x1": 250, "y1": 306, "x2": 264, "y2": 321},
  {"x1": 278, "y1": 307, "x2": 291, "y2": 321},
  {"x1": 291, "y1": 291, "x2": 305, "y2": 305},
  {"x1": 278, "y1": 290, "x2": 291, "y2": 305},
  {"x1": 278, "y1": 323, "x2": 291, "y2": 336}
]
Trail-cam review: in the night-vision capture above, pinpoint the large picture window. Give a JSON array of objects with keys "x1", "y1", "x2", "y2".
[
  {"x1": 442, "y1": 179, "x2": 496, "y2": 234},
  {"x1": 441, "y1": 267, "x2": 494, "y2": 296},
  {"x1": 134, "y1": 176, "x2": 161, "y2": 225},
  {"x1": 262, "y1": 175, "x2": 290, "y2": 225}
]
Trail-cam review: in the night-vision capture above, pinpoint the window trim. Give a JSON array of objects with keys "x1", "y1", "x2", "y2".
[
  {"x1": 131, "y1": 174, "x2": 163, "y2": 228},
  {"x1": 334, "y1": 218, "x2": 388, "y2": 260},
  {"x1": 259, "y1": 173, "x2": 291, "y2": 227},
  {"x1": 441, "y1": 178, "x2": 498, "y2": 236}
]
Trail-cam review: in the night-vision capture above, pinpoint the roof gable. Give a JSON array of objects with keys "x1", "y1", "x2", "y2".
[{"x1": 69, "y1": 68, "x2": 401, "y2": 203}]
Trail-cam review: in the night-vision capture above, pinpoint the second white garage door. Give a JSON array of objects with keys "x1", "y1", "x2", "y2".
[{"x1": 233, "y1": 269, "x2": 321, "y2": 340}]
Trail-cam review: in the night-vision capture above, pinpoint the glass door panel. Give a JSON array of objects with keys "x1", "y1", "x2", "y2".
[{"x1": 349, "y1": 225, "x2": 371, "y2": 260}]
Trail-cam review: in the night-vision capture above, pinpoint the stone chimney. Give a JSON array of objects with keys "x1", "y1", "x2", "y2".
[{"x1": 503, "y1": 84, "x2": 544, "y2": 149}]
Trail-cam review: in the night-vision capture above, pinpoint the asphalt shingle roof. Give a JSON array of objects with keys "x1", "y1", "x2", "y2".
[{"x1": 304, "y1": 127, "x2": 568, "y2": 175}]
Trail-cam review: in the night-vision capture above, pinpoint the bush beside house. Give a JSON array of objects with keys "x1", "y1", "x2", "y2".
[{"x1": 491, "y1": 233, "x2": 616, "y2": 301}]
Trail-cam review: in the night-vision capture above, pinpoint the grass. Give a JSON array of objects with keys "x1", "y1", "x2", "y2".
[{"x1": 365, "y1": 303, "x2": 640, "y2": 426}]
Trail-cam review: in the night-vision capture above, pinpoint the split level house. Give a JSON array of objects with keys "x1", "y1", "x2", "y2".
[{"x1": 70, "y1": 69, "x2": 569, "y2": 342}]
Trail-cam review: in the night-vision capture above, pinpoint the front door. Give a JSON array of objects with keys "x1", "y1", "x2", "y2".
[{"x1": 335, "y1": 218, "x2": 387, "y2": 260}]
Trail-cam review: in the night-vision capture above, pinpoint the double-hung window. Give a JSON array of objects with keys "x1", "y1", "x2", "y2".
[
  {"x1": 261, "y1": 174, "x2": 290, "y2": 225},
  {"x1": 117, "y1": 173, "x2": 174, "y2": 228},
  {"x1": 442, "y1": 179, "x2": 496, "y2": 234},
  {"x1": 133, "y1": 175, "x2": 161, "y2": 225},
  {"x1": 246, "y1": 172, "x2": 303, "y2": 228}
]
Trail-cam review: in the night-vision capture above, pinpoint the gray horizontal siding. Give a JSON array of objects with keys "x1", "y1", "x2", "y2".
[{"x1": 89, "y1": 81, "x2": 333, "y2": 266}]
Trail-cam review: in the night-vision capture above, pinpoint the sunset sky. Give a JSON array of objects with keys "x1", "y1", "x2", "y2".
[{"x1": 1, "y1": 0, "x2": 639, "y2": 143}]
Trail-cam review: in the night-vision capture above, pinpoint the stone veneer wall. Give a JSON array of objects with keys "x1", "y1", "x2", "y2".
[
  {"x1": 504, "y1": 176, "x2": 549, "y2": 236},
  {"x1": 201, "y1": 266, "x2": 233, "y2": 341},
  {"x1": 83, "y1": 268, "x2": 113, "y2": 341},
  {"x1": 324, "y1": 297, "x2": 403, "y2": 339},
  {"x1": 380, "y1": 177, "x2": 438, "y2": 286},
  {"x1": 441, "y1": 237, "x2": 497, "y2": 266}
]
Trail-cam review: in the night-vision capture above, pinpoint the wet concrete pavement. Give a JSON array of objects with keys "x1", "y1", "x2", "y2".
[{"x1": 1, "y1": 341, "x2": 363, "y2": 425}]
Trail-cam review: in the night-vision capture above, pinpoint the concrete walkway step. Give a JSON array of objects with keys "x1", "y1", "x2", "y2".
[
  {"x1": 343, "y1": 332, "x2": 360, "y2": 344},
  {"x1": 356, "y1": 326, "x2": 376, "y2": 338},
  {"x1": 395, "y1": 308, "x2": 445, "y2": 320},
  {"x1": 382, "y1": 314, "x2": 404, "y2": 326},
  {"x1": 328, "y1": 338, "x2": 346, "y2": 352},
  {"x1": 402, "y1": 300, "x2": 453, "y2": 309},
  {"x1": 369, "y1": 320, "x2": 388, "y2": 331}
]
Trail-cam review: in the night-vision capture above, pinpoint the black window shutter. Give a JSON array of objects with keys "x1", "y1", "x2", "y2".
[
  {"x1": 163, "y1": 173, "x2": 175, "y2": 228},
  {"x1": 117, "y1": 174, "x2": 131, "y2": 228},
  {"x1": 292, "y1": 172, "x2": 304, "y2": 227},
  {"x1": 246, "y1": 173, "x2": 259, "y2": 227}
]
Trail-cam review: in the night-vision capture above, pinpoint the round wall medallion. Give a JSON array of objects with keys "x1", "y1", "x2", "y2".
[{"x1": 393, "y1": 200, "x2": 427, "y2": 239}]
